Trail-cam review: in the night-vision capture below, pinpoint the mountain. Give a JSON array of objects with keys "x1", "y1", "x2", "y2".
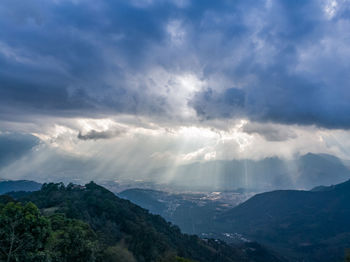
[
  {"x1": 296, "y1": 153, "x2": 350, "y2": 189},
  {"x1": 6, "y1": 182, "x2": 284, "y2": 262},
  {"x1": 155, "y1": 153, "x2": 350, "y2": 191},
  {"x1": 158, "y1": 158, "x2": 290, "y2": 191},
  {"x1": 214, "y1": 179, "x2": 350, "y2": 262},
  {"x1": 119, "y1": 188, "x2": 252, "y2": 235},
  {"x1": 0, "y1": 179, "x2": 42, "y2": 194}
]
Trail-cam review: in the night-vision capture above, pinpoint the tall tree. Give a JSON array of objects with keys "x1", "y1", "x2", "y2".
[
  {"x1": 48, "y1": 214, "x2": 98, "y2": 262},
  {"x1": 0, "y1": 202, "x2": 50, "y2": 262}
]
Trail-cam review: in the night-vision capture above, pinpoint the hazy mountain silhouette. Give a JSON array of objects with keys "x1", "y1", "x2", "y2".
[
  {"x1": 160, "y1": 153, "x2": 350, "y2": 191},
  {"x1": 0, "y1": 179, "x2": 42, "y2": 194}
]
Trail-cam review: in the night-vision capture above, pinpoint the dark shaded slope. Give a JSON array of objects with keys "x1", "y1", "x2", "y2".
[
  {"x1": 119, "y1": 188, "x2": 235, "y2": 235},
  {"x1": 217, "y1": 180, "x2": 350, "y2": 262},
  {"x1": 119, "y1": 188, "x2": 168, "y2": 214},
  {"x1": 14, "y1": 182, "x2": 284, "y2": 262}
]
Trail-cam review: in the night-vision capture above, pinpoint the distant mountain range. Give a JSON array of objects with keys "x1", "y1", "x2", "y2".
[
  {"x1": 213, "y1": 179, "x2": 350, "y2": 262},
  {"x1": 1, "y1": 152, "x2": 349, "y2": 193},
  {"x1": 0, "y1": 179, "x2": 42, "y2": 194},
  {"x1": 157, "y1": 153, "x2": 350, "y2": 191}
]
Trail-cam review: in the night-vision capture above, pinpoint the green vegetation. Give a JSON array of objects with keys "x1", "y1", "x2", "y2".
[
  {"x1": 1, "y1": 182, "x2": 284, "y2": 262},
  {"x1": 0, "y1": 202, "x2": 50, "y2": 262},
  {"x1": 48, "y1": 214, "x2": 98, "y2": 262},
  {"x1": 102, "y1": 244, "x2": 136, "y2": 262},
  {"x1": 19, "y1": 182, "x2": 237, "y2": 262},
  {"x1": 0, "y1": 201, "x2": 98, "y2": 262},
  {"x1": 0, "y1": 200, "x2": 143, "y2": 262}
]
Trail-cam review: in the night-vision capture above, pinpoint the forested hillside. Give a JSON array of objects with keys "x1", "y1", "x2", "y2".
[
  {"x1": 216, "y1": 179, "x2": 350, "y2": 262},
  {"x1": 1, "y1": 182, "x2": 284, "y2": 262}
]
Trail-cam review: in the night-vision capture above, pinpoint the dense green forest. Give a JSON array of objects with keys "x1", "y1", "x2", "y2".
[
  {"x1": 0, "y1": 182, "x2": 283, "y2": 262},
  {"x1": 0, "y1": 201, "x2": 101, "y2": 262},
  {"x1": 215, "y1": 179, "x2": 350, "y2": 262}
]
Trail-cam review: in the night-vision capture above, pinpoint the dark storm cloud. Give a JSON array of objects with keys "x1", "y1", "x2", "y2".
[
  {"x1": 0, "y1": 0, "x2": 175, "y2": 119},
  {"x1": 77, "y1": 128, "x2": 125, "y2": 141},
  {"x1": 242, "y1": 122, "x2": 297, "y2": 142},
  {"x1": 188, "y1": 0, "x2": 350, "y2": 129},
  {"x1": 1, "y1": 0, "x2": 350, "y2": 128},
  {"x1": 0, "y1": 133, "x2": 39, "y2": 167},
  {"x1": 190, "y1": 88, "x2": 245, "y2": 119}
]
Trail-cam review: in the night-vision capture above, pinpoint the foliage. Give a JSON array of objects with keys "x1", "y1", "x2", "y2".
[
  {"x1": 0, "y1": 202, "x2": 50, "y2": 262},
  {"x1": 3, "y1": 182, "x2": 285, "y2": 262},
  {"x1": 48, "y1": 214, "x2": 98, "y2": 262},
  {"x1": 0, "y1": 195, "x2": 14, "y2": 205},
  {"x1": 102, "y1": 244, "x2": 136, "y2": 262},
  {"x1": 18, "y1": 182, "x2": 228, "y2": 261},
  {"x1": 0, "y1": 202, "x2": 98, "y2": 262},
  {"x1": 176, "y1": 257, "x2": 197, "y2": 262}
]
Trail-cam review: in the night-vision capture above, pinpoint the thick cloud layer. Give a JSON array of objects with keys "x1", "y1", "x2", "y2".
[
  {"x1": 1, "y1": 0, "x2": 350, "y2": 128},
  {"x1": 0, "y1": 133, "x2": 39, "y2": 167},
  {"x1": 188, "y1": 0, "x2": 350, "y2": 128},
  {"x1": 2, "y1": 0, "x2": 350, "y2": 187}
]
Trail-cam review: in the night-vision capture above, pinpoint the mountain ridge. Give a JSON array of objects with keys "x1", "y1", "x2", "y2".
[
  {"x1": 214, "y1": 179, "x2": 350, "y2": 262},
  {"x1": 0, "y1": 179, "x2": 42, "y2": 194},
  {"x1": 5, "y1": 182, "x2": 285, "y2": 262},
  {"x1": 156, "y1": 153, "x2": 350, "y2": 191}
]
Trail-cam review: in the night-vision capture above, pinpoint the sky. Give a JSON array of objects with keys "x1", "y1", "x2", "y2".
[{"x1": 1, "y1": 0, "x2": 350, "y2": 185}]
